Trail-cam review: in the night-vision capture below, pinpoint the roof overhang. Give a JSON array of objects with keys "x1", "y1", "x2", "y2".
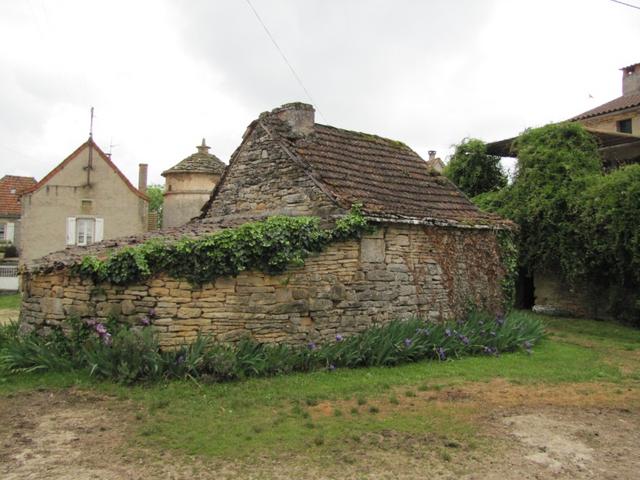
[{"x1": 486, "y1": 128, "x2": 640, "y2": 166}]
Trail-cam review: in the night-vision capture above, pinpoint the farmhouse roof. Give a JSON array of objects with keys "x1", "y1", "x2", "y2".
[
  {"x1": 22, "y1": 139, "x2": 149, "y2": 201},
  {"x1": 28, "y1": 103, "x2": 510, "y2": 273},
  {"x1": 203, "y1": 104, "x2": 505, "y2": 227},
  {"x1": 570, "y1": 92, "x2": 640, "y2": 121},
  {"x1": 162, "y1": 139, "x2": 226, "y2": 177},
  {"x1": 0, "y1": 175, "x2": 36, "y2": 217}
]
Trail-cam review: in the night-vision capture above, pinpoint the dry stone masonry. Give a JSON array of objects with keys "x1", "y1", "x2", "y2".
[{"x1": 20, "y1": 102, "x2": 513, "y2": 346}]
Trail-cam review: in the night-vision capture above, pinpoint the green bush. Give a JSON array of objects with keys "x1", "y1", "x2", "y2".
[
  {"x1": 444, "y1": 138, "x2": 507, "y2": 197},
  {"x1": 0, "y1": 311, "x2": 544, "y2": 384}
]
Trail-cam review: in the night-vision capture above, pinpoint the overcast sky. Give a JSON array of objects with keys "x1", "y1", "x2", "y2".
[{"x1": 1, "y1": 0, "x2": 639, "y2": 185}]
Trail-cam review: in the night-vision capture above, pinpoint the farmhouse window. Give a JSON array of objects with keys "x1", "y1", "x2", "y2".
[
  {"x1": 66, "y1": 217, "x2": 104, "y2": 246},
  {"x1": 0, "y1": 223, "x2": 14, "y2": 243},
  {"x1": 617, "y1": 118, "x2": 632, "y2": 134}
]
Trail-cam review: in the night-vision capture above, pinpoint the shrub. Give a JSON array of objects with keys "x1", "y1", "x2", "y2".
[
  {"x1": 0, "y1": 311, "x2": 544, "y2": 384},
  {"x1": 444, "y1": 138, "x2": 507, "y2": 197},
  {"x1": 3, "y1": 244, "x2": 18, "y2": 258},
  {"x1": 73, "y1": 205, "x2": 373, "y2": 286}
]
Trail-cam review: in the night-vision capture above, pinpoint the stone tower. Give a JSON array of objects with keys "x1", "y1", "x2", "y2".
[{"x1": 161, "y1": 139, "x2": 226, "y2": 228}]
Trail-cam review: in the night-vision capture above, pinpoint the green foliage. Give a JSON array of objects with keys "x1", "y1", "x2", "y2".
[
  {"x1": 444, "y1": 138, "x2": 507, "y2": 197},
  {"x1": 73, "y1": 205, "x2": 373, "y2": 286},
  {"x1": 0, "y1": 293, "x2": 21, "y2": 310},
  {"x1": 472, "y1": 122, "x2": 640, "y2": 322},
  {"x1": 0, "y1": 311, "x2": 544, "y2": 384},
  {"x1": 146, "y1": 184, "x2": 164, "y2": 228},
  {"x1": 497, "y1": 230, "x2": 518, "y2": 311}
]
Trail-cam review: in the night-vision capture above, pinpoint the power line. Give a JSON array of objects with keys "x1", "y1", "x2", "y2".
[
  {"x1": 608, "y1": 0, "x2": 640, "y2": 10},
  {"x1": 244, "y1": 0, "x2": 327, "y2": 122}
]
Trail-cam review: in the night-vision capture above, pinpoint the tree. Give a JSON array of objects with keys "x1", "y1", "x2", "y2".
[
  {"x1": 146, "y1": 184, "x2": 164, "y2": 228},
  {"x1": 444, "y1": 138, "x2": 507, "y2": 197}
]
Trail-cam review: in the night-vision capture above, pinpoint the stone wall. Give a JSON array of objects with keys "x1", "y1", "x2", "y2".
[
  {"x1": 202, "y1": 121, "x2": 343, "y2": 223},
  {"x1": 20, "y1": 224, "x2": 506, "y2": 347},
  {"x1": 533, "y1": 271, "x2": 634, "y2": 321}
]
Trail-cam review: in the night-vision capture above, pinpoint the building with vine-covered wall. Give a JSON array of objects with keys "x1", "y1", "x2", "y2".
[{"x1": 20, "y1": 103, "x2": 513, "y2": 346}]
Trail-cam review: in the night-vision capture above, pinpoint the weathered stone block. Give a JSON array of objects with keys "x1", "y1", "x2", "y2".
[{"x1": 177, "y1": 307, "x2": 202, "y2": 319}]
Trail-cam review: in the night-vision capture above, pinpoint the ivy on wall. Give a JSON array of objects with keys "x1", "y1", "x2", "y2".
[
  {"x1": 496, "y1": 229, "x2": 518, "y2": 311},
  {"x1": 73, "y1": 205, "x2": 374, "y2": 286}
]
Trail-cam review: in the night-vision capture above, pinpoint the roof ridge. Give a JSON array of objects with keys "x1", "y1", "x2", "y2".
[
  {"x1": 314, "y1": 123, "x2": 413, "y2": 150},
  {"x1": 22, "y1": 139, "x2": 148, "y2": 201}
]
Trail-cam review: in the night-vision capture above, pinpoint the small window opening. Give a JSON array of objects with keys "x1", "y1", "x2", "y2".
[{"x1": 617, "y1": 118, "x2": 632, "y2": 134}]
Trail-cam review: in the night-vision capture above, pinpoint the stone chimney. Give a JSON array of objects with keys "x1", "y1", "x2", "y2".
[
  {"x1": 272, "y1": 102, "x2": 315, "y2": 137},
  {"x1": 622, "y1": 63, "x2": 640, "y2": 96},
  {"x1": 428, "y1": 150, "x2": 436, "y2": 161},
  {"x1": 138, "y1": 163, "x2": 148, "y2": 194}
]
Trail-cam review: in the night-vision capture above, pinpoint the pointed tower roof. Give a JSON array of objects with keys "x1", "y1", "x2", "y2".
[{"x1": 162, "y1": 139, "x2": 226, "y2": 176}]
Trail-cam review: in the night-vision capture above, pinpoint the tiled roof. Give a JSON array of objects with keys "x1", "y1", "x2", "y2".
[
  {"x1": 570, "y1": 92, "x2": 640, "y2": 121},
  {"x1": 0, "y1": 175, "x2": 36, "y2": 217},
  {"x1": 261, "y1": 118, "x2": 505, "y2": 226},
  {"x1": 23, "y1": 139, "x2": 148, "y2": 201},
  {"x1": 27, "y1": 106, "x2": 510, "y2": 272},
  {"x1": 162, "y1": 140, "x2": 226, "y2": 176}
]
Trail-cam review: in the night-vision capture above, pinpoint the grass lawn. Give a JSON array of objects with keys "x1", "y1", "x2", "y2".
[
  {"x1": 1, "y1": 311, "x2": 639, "y2": 463},
  {"x1": 0, "y1": 293, "x2": 20, "y2": 310}
]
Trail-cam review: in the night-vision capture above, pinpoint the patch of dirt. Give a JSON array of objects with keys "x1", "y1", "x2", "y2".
[{"x1": 1, "y1": 384, "x2": 639, "y2": 479}]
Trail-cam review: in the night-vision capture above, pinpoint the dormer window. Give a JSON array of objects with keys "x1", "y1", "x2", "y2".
[{"x1": 617, "y1": 118, "x2": 632, "y2": 134}]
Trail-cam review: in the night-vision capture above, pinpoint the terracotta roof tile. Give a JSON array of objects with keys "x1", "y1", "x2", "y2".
[
  {"x1": 0, "y1": 175, "x2": 36, "y2": 217},
  {"x1": 570, "y1": 93, "x2": 640, "y2": 121},
  {"x1": 288, "y1": 123, "x2": 503, "y2": 224}
]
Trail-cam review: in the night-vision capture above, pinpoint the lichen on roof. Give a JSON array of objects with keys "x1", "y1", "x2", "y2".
[{"x1": 162, "y1": 139, "x2": 226, "y2": 176}]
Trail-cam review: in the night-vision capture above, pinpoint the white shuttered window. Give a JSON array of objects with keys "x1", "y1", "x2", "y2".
[{"x1": 66, "y1": 217, "x2": 103, "y2": 246}]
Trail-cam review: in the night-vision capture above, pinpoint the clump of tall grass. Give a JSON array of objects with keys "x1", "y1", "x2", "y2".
[{"x1": 0, "y1": 310, "x2": 544, "y2": 384}]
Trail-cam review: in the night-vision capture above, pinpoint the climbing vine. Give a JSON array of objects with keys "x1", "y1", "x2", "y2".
[
  {"x1": 496, "y1": 229, "x2": 518, "y2": 311},
  {"x1": 73, "y1": 205, "x2": 374, "y2": 286},
  {"x1": 474, "y1": 123, "x2": 640, "y2": 323}
]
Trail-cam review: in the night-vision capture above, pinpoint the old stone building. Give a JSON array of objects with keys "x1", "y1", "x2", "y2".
[
  {"x1": 20, "y1": 103, "x2": 512, "y2": 347},
  {"x1": 161, "y1": 139, "x2": 226, "y2": 228},
  {"x1": 20, "y1": 139, "x2": 150, "y2": 265}
]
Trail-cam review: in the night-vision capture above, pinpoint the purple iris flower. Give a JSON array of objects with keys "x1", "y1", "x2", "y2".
[
  {"x1": 404, "y1": 338, "x2": 413, "y2": 347},
  {"x1": 307, "y1": 341, "x2": 317, "y2": 350},
  {"x1": 328, "y1": 364, "x2": 336, "y2": 371},
  {"x1": 444, "y1": 328, "x2": 452, "y2": 337},
  {"x1": 437, "y1": 347, "x2": 446, "y2": 360},
  {"x1": 176, "y1": 354, "x2": 185, "y2": 365},
  {"x1": 95, "y1": 323, "x2": 107, "y2": 335},
  {"x1": 102, "y1": 332, "x2": 112, "y2": 346},
  {"x1": 140, "y1": 316, "x2": 151, "y2": 326},
  {"x1": 459, "y1": 335, "x2": 470, "y2": 346},
  {"x1": 335, "y1": 334, "x2": 343, "y2": 342}
]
